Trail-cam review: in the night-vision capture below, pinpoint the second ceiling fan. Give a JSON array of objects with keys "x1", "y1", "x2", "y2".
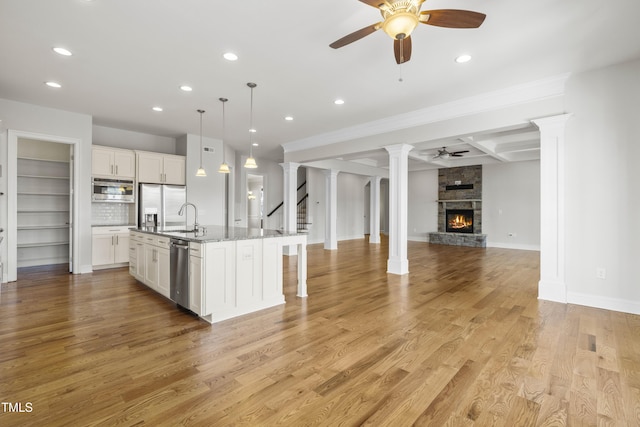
[{"x1": 330, "y1": 0, "x2": 486, "y2": 64}]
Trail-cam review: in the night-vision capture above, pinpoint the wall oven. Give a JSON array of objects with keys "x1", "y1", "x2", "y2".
[{"x1": 92, "y1": 178, "x2": 135, "y2": 203}]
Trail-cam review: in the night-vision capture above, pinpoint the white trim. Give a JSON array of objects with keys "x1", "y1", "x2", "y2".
[
  {"x1": 486, "y1": 242, "x2": 540, "y2": 251},
  {"x1": 567, "y1": 292, "x2": 640, "y2": 315},
  {"x1": 538, "y1": 279, "x2": 567, "y2": 303},
  {"x1": 283, "y1": 74, "x2": 570, "y2": 153}
]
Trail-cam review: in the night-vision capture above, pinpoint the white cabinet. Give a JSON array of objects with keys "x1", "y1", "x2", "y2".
[
  {"x1": 130, "y1": 231, "x2": 170, "y2": 298},
  {"x1": 136, "y1": 151, "x2": 185, "y2": 185},
  {"x1": 92, "y1": 145, "x2": 135, "y2": 179},
  {"x1": 92, "y1": 226, "x2": 131, "y2": 267},
  {"x1": 129, "y1": 232, "x2": 146, "y2": 281},
  {"x1": 189, "y1": 243, "x2": 203, "y2": 314}
]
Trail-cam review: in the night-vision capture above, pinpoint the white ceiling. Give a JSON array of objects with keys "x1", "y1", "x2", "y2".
[{"x1": 1, "y1": 0, "x2": 639, "y2": 169}]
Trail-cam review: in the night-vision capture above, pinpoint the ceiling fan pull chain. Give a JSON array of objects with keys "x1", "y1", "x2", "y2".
[{"x1": 398, "y1": 63, "x2": 404, "y2": 82}]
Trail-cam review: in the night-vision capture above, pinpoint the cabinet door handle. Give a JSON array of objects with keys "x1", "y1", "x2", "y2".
[
  {"x1": 115, "y1": 165, "x2": 119, "y2": 175},
  {"x1": 116, "y1": 235, "x2": 119, "y2": 245},
  {"x1": 111, "y1": 235, "x2": 114, "y2": 245}
]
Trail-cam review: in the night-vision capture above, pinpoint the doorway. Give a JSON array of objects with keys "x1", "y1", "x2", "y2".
[
  {"x1": 247, "y1": 174, "x2": 264, "y2": 229},
  {"x1": 7, "y1": 131, "x2": 79, "y2": 282}
]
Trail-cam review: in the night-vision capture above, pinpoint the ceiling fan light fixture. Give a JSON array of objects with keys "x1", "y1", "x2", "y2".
[{"x1": 382, "y1": 12, "x2": 419, "y2": 40}]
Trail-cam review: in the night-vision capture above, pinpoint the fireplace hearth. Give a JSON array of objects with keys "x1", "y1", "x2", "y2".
[{"x1": 446, "y1": 209, "x2": 474, "y2": 234}]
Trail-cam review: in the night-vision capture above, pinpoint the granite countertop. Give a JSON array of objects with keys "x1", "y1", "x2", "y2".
[{"x1": 133, "y1": 225, "x2": 298, "y2": 243}]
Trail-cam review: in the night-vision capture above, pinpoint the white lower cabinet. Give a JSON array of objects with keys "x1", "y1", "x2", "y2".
[
  {"x1": 92, "y1": 226, "x2": 131, "y2": 268},
  {"x1": 189, "y1": 244, "x2": 203, "y2": 315},
  {"x1": 130, "y1": 231, "x2": 170, "y2": 298}
]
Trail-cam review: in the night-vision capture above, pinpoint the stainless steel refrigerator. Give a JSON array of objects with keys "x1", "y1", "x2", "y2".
[{"x1": 138, "y1": 184, "x2": 186, "y2": 228}]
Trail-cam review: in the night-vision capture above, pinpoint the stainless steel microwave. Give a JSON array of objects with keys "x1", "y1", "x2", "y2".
[{"x1": 92, "y1": 178, "x2": 135, "y2": 203}]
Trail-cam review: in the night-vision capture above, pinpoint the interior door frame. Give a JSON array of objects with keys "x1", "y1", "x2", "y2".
[{"x1": 7, "y1": 130, "x2": 80, "y2": 282}]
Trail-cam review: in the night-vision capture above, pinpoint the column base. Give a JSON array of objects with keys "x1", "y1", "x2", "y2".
[{"x1": 387, "y1": 258, "x2": 409, "y2": 275}]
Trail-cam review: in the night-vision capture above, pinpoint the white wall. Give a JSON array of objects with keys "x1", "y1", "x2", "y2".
[
  {"x1": 407, "y1": 170, "x2": 438, "y2": 241},
  {"x1": 564, "y1": 58, "x2": 640, "y2": 313},
  {"x1": 177, "y1": 134, "x2": 226, "y2": 226},
  {"x1": 93, "y1": 125, "x2": 176, "y2": 154},
  {"x1": 0, "y1": 98, "x2": 93, "y2": 278},
  {"x1": 483, "y1": 161, "x2": 540, "y2": 250},
  {"x1": 305, "y1": 168, "x2": 367, "y2": 245}
]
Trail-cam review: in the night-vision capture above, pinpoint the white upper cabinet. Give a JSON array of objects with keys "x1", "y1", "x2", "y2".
[
  {"x1": 92, "y1": 145, "x2": 135, "y2": 179},
  {"x1": 136, "y1": 151, "x2": 185, "y2": 185}
]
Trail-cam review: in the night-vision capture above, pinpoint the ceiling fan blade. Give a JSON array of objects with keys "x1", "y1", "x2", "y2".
[
  {"x1": 330, "y1": 23, "x2": 381, "y2": 49},
  {"x1": 420, "y1": 9, "x2": 486, "y2": 28},
  {"x1": 394, "y1": 36, "x2": 412, "y2": 64},
  {"x1": 450, "y1": 150, "x2": 470, "y2": 155},
  {"x1": 358, "y1": 0, "x2": 385, "y2": 8}
]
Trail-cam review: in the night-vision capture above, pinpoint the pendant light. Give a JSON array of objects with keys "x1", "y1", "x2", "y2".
[
  {"x1": 217, "y1": 97, "x2": 230, "y2": 174},
  {"x1": 244, "y1": 82, "x2": 258, "y2": 169},
  {"x1": 196, "y1": 109, "x2": 207, "y2": 177}
]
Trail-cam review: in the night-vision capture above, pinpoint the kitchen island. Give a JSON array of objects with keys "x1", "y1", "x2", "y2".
[{"x1": 129, "y1": 226, "x2": 307, "y2": 324}]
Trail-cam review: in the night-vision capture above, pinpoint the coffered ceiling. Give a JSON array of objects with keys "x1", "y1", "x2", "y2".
[{"x1": 1, "y1": 0, "x2": 639, "y2": 170}]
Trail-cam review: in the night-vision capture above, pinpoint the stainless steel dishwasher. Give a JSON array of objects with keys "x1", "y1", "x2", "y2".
[{"x1": 169, "y1": 238, "x2": 190, "y2": 309}]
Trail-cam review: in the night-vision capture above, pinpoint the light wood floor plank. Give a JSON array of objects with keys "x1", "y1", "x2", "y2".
[{"x1": 1, "y1": 238, "x2": 639, "y2": 426}]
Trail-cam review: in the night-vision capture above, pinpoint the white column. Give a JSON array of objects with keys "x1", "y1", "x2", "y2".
[
  {"x1": 385, "y1": 144, "x2": 413, "y2": 275},
  {"x1": 532, "y1": 114, "x2": 571, "y2": 303},
  {"x1": 280, "y1": 162, "x2": 300, "y2": 256},
  {"x1": 369, "y1": 176, "x2": 382, "y2": 244},
  {"x1": 324, "y1": 169, "x2": 339, "y2": 250}
]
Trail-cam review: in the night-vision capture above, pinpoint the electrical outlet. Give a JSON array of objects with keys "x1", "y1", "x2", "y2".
[{"x1": 596, "y1": 267, "x2": 606, "y2": 279}]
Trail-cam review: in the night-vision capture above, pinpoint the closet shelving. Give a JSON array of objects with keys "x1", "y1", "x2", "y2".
[{"x1": 16, "y1": 155, "x2": 70, "y2": 267}]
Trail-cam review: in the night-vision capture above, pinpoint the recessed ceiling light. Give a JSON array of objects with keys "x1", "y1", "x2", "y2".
[
  {"x1": 45, "y1": 81, "x2": 62, "y2": 88},
  {"x1": 249, "y1": 128, "x2": 257, "y2": 133},
  {"x1": 180, "y1": 85, "x2": 193, "y2": 92},
  {"x1": 455, "y1": 54, "x2": 472, "y2": 64},
  {"x1": 284, "y1": 116, "x2": 293, "y2": 121},
  {"x1": 223, "y1": 52, "x2": 238, "y2": 61},
  {"x1": 152, "y1": 106, "x2": 163, "y2": 112},
  {"x1": 53, "y1": 47, "x2": 72, "y2": 56},
  {"x1": 252, "y1": 142, "x2": 259, "y2": 147},
  {"x1": 334, "y1": 99, "x2": 345, "y2": 105}
]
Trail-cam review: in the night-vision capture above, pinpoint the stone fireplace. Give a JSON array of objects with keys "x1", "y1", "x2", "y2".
[{"x1": 429, "y1": 165, "x2": 487, "y2": 247}]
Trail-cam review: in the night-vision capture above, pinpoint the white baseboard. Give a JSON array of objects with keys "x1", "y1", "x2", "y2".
[
  {"x1": 487, "y1": 241, "x2": 540, "y2": 251},
  {"x1": 567, "y1": 291, "x2": 640, "y2": 315},
  {"x1": 408, "y1": 234, "x2": 429, "y2": 242}
]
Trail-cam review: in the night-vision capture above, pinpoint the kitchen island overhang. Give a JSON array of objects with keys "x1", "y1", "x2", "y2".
[{"x1": 129, "y1": 225, "x2": 307, "y2": 324}]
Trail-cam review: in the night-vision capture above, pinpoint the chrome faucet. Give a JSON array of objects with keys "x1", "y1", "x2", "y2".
[{"x1": 178, "y1": 202, "x2": 199, "y2": 232}]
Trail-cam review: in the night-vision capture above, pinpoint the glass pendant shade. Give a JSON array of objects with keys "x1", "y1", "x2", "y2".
[
  {"x1": 244, "y1": 82, "x2": 258, "y2": 169},
  {"x1": 196, "y1": 109, "x2": 206, "y2": 177},
  {"x1": 244, "y1": 156, "x2": 258, "y2": 168},
  {"x1": 218, "y1": 162, "x2": 230, "y2": 173},
  {"x1": 218, "y1": 98, "x2": 230, "y2": 174}
]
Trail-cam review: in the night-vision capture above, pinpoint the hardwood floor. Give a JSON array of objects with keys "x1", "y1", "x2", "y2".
[{"x1": 1, "y1": 238, "x2": 639, "y2": 426}]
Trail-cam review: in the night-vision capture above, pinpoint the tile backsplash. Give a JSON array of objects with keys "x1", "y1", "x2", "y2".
[{"x1": 92, "y1": 202, "x2": 134, "y2": 225}]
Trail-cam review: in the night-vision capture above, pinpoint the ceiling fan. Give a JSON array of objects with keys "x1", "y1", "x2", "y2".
[
  {"x1": 432, "y1": 147, "x2": 469, "y2": 159},
  {"x1": 329, "y1": 0, "x2": 486, "y2": 64}
]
